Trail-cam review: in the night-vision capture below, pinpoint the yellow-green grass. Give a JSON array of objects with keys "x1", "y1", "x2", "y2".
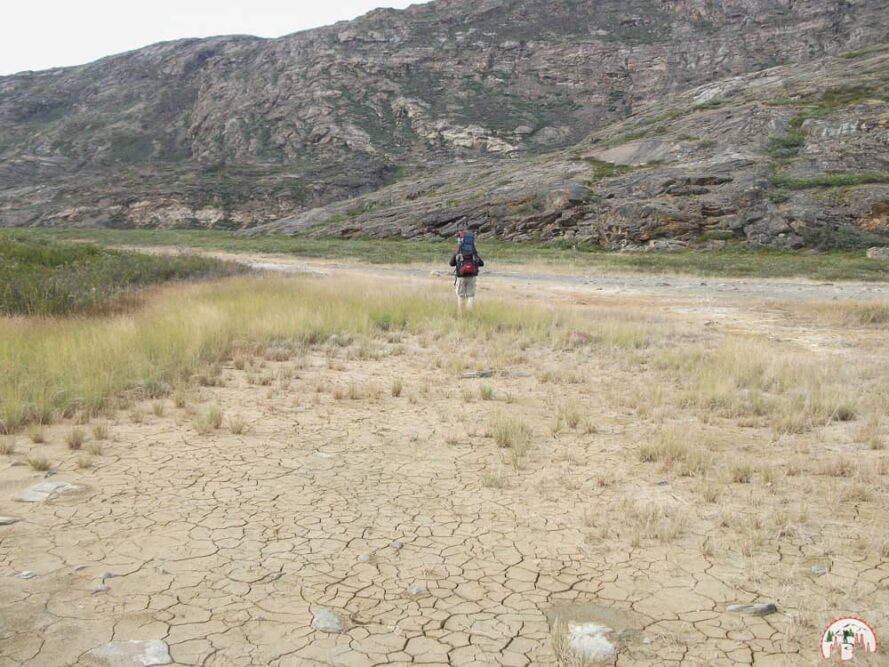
[
  {"x1": 1, "y1": 275, "x2": 650, "y2": 432},
  {"x1": 783, "y1": 300, "x2": 889, "y2": 328},
  {"x1": 654, "y1": 340, "x2": 866, "y2": 432}
]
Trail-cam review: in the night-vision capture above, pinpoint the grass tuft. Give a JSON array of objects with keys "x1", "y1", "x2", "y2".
[
  {"x1": 0, "y1": 436, "x2": 15, "y2": 455},
  {"x1": 26, "y1": 425, "x2": 46, "y2": 444},
  {"x1": 638, "y1": 428, "x2": 712, "y2": 476},
  {"x1": 228, "y1": 414, "x2": 248, "y2": 434},
  {"x1": 65, "y1": 428, "x2": 86, "y2": 451},
  {"x1": 27, "y1": 455, "x2": 50, "y2": 471}
]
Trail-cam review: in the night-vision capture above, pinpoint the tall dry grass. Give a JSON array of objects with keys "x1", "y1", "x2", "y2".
[
  {"x1": 654, "y1": 340, "x2": 865, "y2": 432},
  {"x1": 0, "y1": 275, "x2": 653, "y2": 432}
]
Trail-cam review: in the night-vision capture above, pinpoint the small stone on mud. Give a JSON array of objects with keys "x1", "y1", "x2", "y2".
[
  {"x1": 461, "y1": 370, "x2": 495, "y2": 378},
  {"x1": 357, "y1": 553, "x2": 371, "y2": 562},
  {"x1": 311, "y1": 607, "x2": 346, "y2": 633},
  {"x1": 0, "y1": 516, "x2": 20, "y2": 525},
  {"x1": 407, "y1": 583, "x2": 427, "y2": 595},
  {"x1": 567, "y1": 622, "x2": 616, "y2": 662},
  {"x1": 85, "y1": 639, "x2": 172, "y2": 666},
  {"x1": 810, "y1": 564, "x2": 829, "y2": 577},
  {"x1": 726, "y1": 602, "x2": 778, "y2": 616},
  {"x1": 391, "y1": 540, "x2": 404, "y2": 550},
  {"x1": 15, "y1": 481, "x2": 79, "y2": 503},
  {"x1": 93, "y1": 583, "x2": 110, "y2": 593},
  {"x1": 102, "y1": 571, "x2": 115, "y2": 580},
  {"x1": 15, "y1": 571, "x2": 36, "y2": 579}
]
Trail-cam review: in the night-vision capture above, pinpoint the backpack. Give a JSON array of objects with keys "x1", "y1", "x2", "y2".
[{"x1": 455, "y1": 231, "x2": 478, "y2": 277}]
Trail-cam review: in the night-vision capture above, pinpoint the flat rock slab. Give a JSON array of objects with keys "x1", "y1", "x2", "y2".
[
  {"x1": 15, "y1": 481, "x2": 79, "y2": 503},
  {"x1": 0, "y1": 516, "x2": 20, "y2": 525},
  {"x1": 84, "y1": 640, "x2": 172, "y2": 666},
  {"x1": 311, "y1": 607, "x2": 347, "y2": 633},
  {"x1": 568, "y1": 622, "x2": 617, "y2": 662},
  {"x1": 546, "y1": 603, "x2": 647, "y2": 662},
  {"x1": 726, "y1": 602, "x2": 778, "y2": 616}
]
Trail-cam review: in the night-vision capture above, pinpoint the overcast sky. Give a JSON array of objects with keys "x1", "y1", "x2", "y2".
[{"x1": 0, "y1": 1, "x2": 421, "y2": 75}]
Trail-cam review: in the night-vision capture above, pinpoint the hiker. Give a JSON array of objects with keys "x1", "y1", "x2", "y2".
[{"x1": 449, "y1": 230, "x2": 484, "y2": 311}]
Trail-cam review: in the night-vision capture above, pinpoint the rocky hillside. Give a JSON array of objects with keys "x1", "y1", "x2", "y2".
[
  {"x1": 0, "y1": 0, "x2": 887, "y2": 247},
  {"x1": 249, "y1": 50, "x2": 889, "y2": 249}
]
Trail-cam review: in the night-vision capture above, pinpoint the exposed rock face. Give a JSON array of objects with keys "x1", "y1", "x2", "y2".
[
  {"x1": 0, "y1": 0, "x2": 887, "y2": 246},
  {"x1": 246, "y1": 52, "x2": 889, "y2": 248}
]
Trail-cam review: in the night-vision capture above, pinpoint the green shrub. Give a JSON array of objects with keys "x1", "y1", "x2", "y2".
[
  {"x1": 585, "y1": 158, "x2": 634, "y2": 180},
  {"x1": 771, "y1": 172, "x2": 889, "y2": 190},
  {"x1": 766, "y1": 132, "x2": 806, "y2": 158},
  {"x1": 0, "y1": 232, "x2": 245, "y2": 316}
]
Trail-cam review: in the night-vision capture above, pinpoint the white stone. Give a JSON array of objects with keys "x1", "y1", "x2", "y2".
[
  {"x1": 567, "y1": 622, "x2": 616, "y2": 662},
  {"x1": 0, "y1": 516, "x2": 20, "y2": 525},
  {"x1": 311, "y1": 607, "x2": 345, "y2": 633},
  {"x1": 407, "y1": 583, "x2": 427, "y2": 595},
  {"x1": 85, "y1": 640, "x2": 172, "y2": 666},
  {"x1": 15, "y1": 481, "x2": 79, "y2": 503}
]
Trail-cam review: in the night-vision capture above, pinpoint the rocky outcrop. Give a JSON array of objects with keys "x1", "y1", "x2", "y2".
[
  {"x1": 0, "y1": 0, "x2": 887, "y2": 247},
  {"x1": 245, "y1": 52, "x2": 889, "y2": 248}
]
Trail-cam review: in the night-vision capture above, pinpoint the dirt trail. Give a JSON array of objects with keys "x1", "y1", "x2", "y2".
[
  {"x1": 1, "y1": 251, "x2": 887, "y2": 666},
  {"x1": 129, "y1": 245, "x2": 889, "y2": 303}
]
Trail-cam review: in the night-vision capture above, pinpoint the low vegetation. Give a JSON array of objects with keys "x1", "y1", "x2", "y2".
[
  {"x1": 771, "y1": 171, "x2": 889, "y2": 190},
  {"x1": 16, "y1": 229, "x2": 889, "y2": 282},
  {"x1": 0, "y1": 276, "x2": 578, "y2": 432},
  {"x1": 0, "y1": 231, "x2": 245, "y2": 315},
  {"x1": 766, "y1": 132, "x2": 805, "y2": 158}
]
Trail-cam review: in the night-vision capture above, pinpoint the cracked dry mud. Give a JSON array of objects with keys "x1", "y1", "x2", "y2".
[{"x1": 1, "y1": 268, "x2": 887, "y2": 666}]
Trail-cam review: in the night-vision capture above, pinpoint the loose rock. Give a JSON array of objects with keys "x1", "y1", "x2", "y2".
[
  {"x1": 84, "y1": 640, "x2": 172, "y2": 666},
  {"x1": 15, "y1": 481, "x2": 79, "y2": 503},
  {"x1": 726, "y1": 602, "x2": 778, "y2": 616},
  {"x1": 866, "y1": 247, "x2": 889, "y2": 260},
  {"x1": 0, "y1": 516, "x2": 21, "y2": 525},
  {"x1": 311, "y1": 607, "x2": 346, "y2": 633},
  {"x1": 567, "y1": 622, "x2": 617, "y2": 662}
]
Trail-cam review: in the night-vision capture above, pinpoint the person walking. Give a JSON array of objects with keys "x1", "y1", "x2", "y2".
[{"x1": 449, "y1": 230, "x2": 484, "y2": 311}]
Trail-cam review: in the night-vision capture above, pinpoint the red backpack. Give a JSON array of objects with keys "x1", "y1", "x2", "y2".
[{"x1": 455, "y1": 231, "x2": 479, "y2": 277}]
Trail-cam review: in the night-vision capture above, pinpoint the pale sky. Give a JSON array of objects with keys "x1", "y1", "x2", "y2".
[{"x1": 0, "y1": 1, "x2": 422, "y2": 75}]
